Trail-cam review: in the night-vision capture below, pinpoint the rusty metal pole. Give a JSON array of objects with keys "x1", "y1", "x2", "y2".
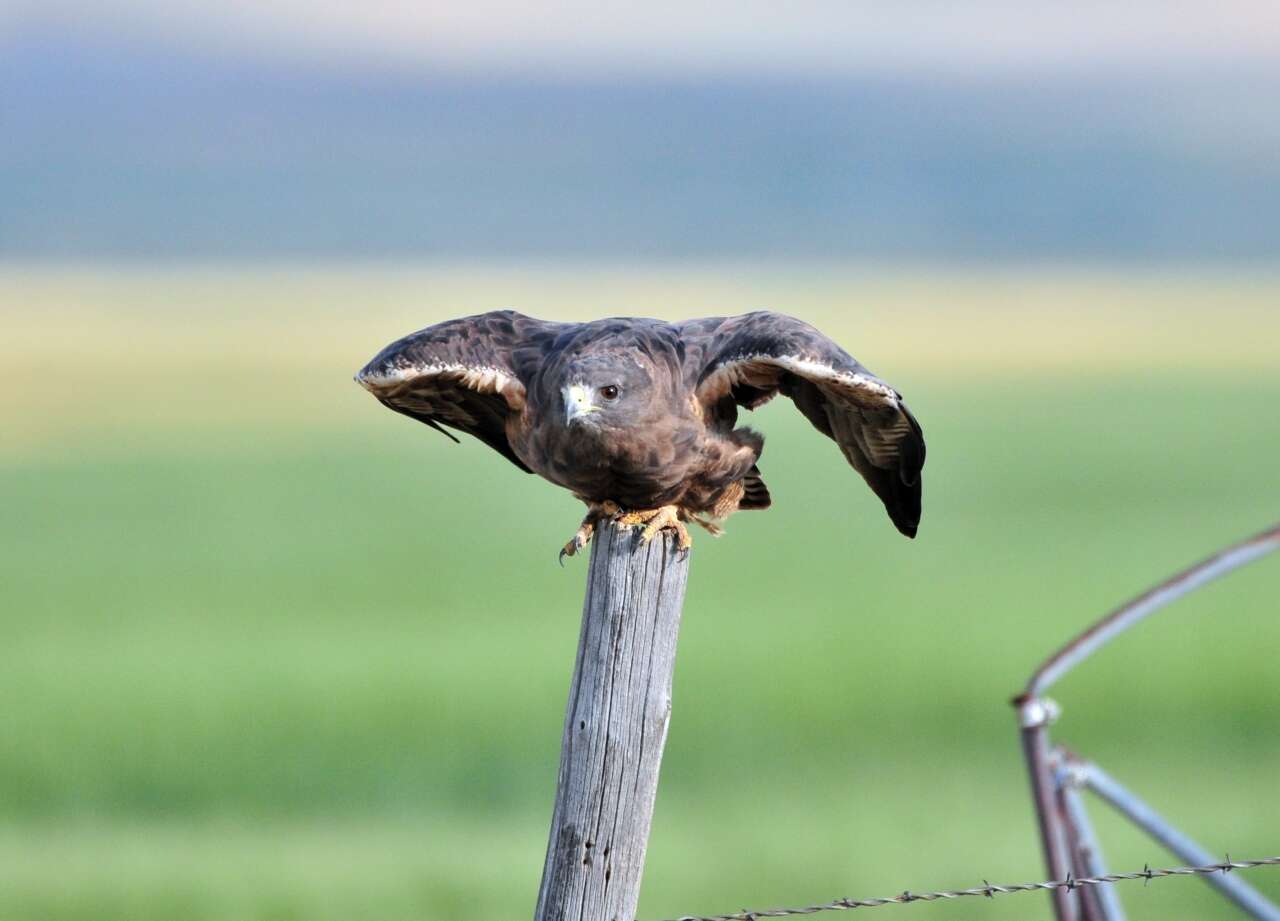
[
  {"x1": 1013, "y1": 524, "x2": 1280, "y2": 921},
  {"x1": 1017, "y1": 698, "x2": 1078, "y2": 921},
  {"x1": 1057, "y1": 765, "x2": 1121, "y2": 921}
]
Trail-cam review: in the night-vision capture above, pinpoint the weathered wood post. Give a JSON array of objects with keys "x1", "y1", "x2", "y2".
[{"x1": 534, "y1": 521, "x2": 691, "y2": 921}]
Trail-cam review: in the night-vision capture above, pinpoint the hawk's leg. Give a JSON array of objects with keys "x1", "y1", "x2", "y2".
[
  {"x1": 688, "y1": 515, "x2": 724, "y2": 538},
  {"x1": 560, "y1": 500, "x2": 621, "y2": 564},
  {"x1": 614, "y1": 505, "x2": 694, "y2": 552}
]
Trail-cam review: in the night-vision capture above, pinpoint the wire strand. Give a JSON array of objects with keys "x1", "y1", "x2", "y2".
[{"x1": 654, "y1": 855, "x2": 1280, "y2": 920}]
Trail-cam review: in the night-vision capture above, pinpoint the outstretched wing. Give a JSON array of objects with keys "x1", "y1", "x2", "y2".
[
  {"x1": 682, "y1": 311, "x2": 925, "y2": 537},
  {"x1": 355, "y1": 310, "x2": 564, "y2": 472}
]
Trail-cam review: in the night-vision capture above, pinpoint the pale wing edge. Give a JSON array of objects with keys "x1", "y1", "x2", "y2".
[
  {"x1": 699, "y1": 353, "x2": 901, "y2": 412},
  {"x1": 355, "y1": 362, "x2": 523, "y2": 404}
]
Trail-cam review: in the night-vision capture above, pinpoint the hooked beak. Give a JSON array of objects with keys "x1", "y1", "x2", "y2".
[{"x1": 564, "y1": 383, "x2": 597, "y2": 425}]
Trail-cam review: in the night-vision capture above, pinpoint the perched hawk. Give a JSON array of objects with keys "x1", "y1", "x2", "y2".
[{"x1": 356, "y1": 310, "x2": 925, "y2": 558}]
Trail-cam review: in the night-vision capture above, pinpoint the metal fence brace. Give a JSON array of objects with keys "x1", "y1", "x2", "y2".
[
  {"x1": 1072, "y1": 754, "x2": 1280, "y2": 921},
  {"x1": 1013, "y1": 524, "x2": 1280, "y2": 921}
]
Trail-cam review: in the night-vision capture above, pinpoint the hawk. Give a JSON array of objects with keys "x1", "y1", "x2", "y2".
[{"x1": 356, "y1": 310, "x2": 925, "y2": 559}]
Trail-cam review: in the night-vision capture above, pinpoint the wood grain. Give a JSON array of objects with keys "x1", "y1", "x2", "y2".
[{"x1": 534, "y1": 522, "x2": 691, "y2": 921}]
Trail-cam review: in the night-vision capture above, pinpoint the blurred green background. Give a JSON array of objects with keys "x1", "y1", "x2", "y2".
[
  {"x1": 2, "y1": 267, "x2": 1277, "y2": 920},
  {"x1": 6, "y1": 2, "x2": 1280, "y2": 916}
]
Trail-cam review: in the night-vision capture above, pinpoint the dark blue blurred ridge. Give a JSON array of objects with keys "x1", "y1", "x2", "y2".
[{"x1": 3, "y1": 31, "x2": 1279, "y2": 262}]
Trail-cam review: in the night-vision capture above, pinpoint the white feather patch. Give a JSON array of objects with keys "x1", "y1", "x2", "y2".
[
  {"x1": 701, "y1": 354, "x2": 899, "y2": 408},
  {"x1": 357, "y1": 362, "x2": 516, "y2": 396}
]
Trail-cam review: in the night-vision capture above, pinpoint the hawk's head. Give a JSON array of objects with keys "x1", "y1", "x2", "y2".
[{"x1": 559, "y1": 352, "x2": 658, "y2": 430}]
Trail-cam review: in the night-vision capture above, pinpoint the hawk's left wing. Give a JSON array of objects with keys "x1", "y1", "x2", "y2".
[
  {"x1": 681, "y1": 311, "x2": 925, "y2": 537},
  {"x1": 355, "y1": 310, "x2": 565, "y2": 472}
]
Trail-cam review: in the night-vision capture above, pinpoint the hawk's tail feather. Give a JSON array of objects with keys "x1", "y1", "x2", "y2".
[{"x1": 740, "y1": 466, "x2": 772, "y2": 510}]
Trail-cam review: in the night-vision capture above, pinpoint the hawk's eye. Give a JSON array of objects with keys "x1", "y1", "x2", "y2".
[{"x1": 599, "y1": 385, "x2": 620, "y2": 401}]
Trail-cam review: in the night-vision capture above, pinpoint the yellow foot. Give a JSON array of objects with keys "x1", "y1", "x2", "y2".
[
  {"x1": 559, "y1": 500, "x2": 620, "y2": 565},
  {"x1": 614, "y1": 505, "x2": 693, "y2": 552}
]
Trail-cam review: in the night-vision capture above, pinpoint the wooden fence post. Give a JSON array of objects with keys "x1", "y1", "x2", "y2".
[{"x1": 534, "y1": 521, "x2": 691, "y2": 921}]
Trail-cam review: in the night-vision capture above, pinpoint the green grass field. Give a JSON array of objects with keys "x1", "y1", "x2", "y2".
[{"x1": 2, "y1": 266, "x2": 1278, "y2": 920}]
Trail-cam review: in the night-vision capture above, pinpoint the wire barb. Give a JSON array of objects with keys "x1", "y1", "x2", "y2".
[{"x1": 651, "y1": 855, "x2": 1280, "y2": 921}]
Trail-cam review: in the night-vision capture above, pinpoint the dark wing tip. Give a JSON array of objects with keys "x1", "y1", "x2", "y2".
[
  {"x1": 858, "y1": 457, "x2": 921, "y2": 539},
  {"x1": 889, "y1": 403, "x2": 925, "y2": 538},
  {"x1": 887, "y1": 477, "x2": 921, "y2": 539}
]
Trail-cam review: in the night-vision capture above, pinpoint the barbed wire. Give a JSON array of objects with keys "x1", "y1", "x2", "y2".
[{"x1": 656, "y1": 855, "x2": 1280, "y2": 921}]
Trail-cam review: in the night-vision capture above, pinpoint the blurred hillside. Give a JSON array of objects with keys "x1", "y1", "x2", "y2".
[{"x1": 3, "y1": 32, "x2": 1280, "y2": 262}]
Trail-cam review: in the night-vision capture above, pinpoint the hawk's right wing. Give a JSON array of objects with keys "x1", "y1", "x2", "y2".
[{"x1": 355, "y1": 310, "x2": 566, "y2": 472}]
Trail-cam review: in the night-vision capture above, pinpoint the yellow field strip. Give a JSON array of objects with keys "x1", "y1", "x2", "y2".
[{"x1": 3, "y1": 266, "x2": 1277, "y2": 457}]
